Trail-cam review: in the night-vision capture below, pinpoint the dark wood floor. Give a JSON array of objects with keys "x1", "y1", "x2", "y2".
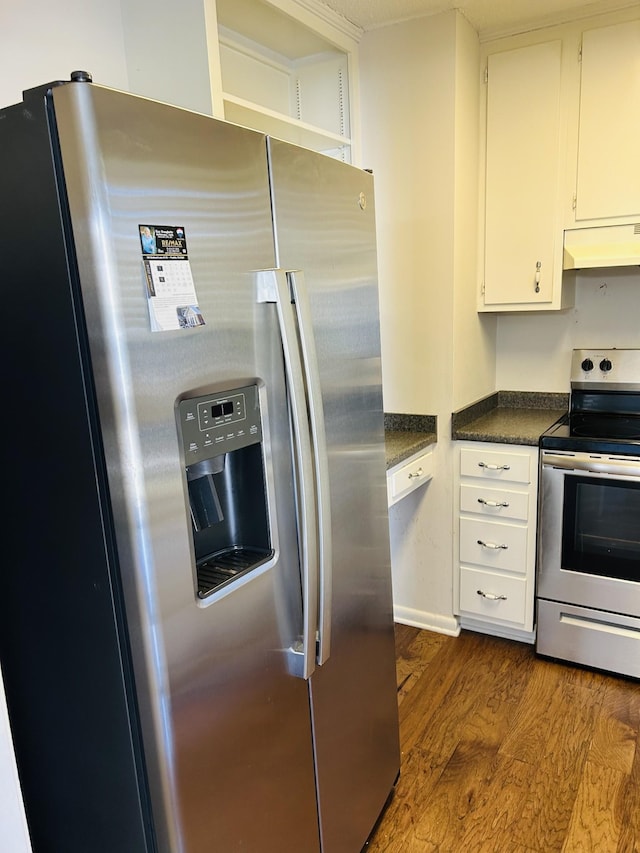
[{"x1": 364, "y1": 624, "x2": 640, "y2": 853}]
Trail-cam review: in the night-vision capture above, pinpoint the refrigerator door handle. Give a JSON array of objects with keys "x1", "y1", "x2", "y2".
[
  {"x1": 287, "y1": 271, "x2": 332, "y2": 667},
  {"x1": 257, "y1": 269, "x2": 319, "y2": 679}
]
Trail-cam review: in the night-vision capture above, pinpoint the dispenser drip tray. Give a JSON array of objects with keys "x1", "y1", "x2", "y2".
[{"x1": 197, "y1": 546, "x2": 273, "y2": 598}]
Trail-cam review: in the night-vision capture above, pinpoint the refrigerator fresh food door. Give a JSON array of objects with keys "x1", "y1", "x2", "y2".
[
  {"x1": 51, "y1": 82, "x2": 320, "y2": 853},
  {"x1": 267, "y1": 139, "x2": 401, "y2": 853}
]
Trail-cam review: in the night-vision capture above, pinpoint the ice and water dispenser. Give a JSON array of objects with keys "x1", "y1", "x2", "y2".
[{"x1": 177, "y1": 384, "x2": 273, "y2": 598}]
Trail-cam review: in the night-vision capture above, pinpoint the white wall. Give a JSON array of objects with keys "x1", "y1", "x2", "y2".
[
  {"x1": 0, "y1": 1, "x2": 129, "y2": 108},
  {"x1": 0, "y1": 671, "x2": 31, "y2": 853},
  {"x1": 360, "y1": 12, "x2": 456, "y2": 631},
  {"x1": 360, "y1": 11, "x2": 489, "y2": 632},
  {"x1": 452, "y1": 15, "x2": 496, "y2": 411},
  {"x1": 359, "y1": 9, "x2": 494, "y2": 418},
  {"x1": 120, "y1": 0, "x2": 219, "y2": 115},
  {"x1": 360, "y1": 13, "x2": 457, "y2": 417},
  {"x1": 496, "y1": 267, "x2": 640, "y2": 390}
]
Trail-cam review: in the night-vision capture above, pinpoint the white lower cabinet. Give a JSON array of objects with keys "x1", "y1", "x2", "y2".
[{"x1": 455, "y1": 442, "x2": 539, "y2": 641}]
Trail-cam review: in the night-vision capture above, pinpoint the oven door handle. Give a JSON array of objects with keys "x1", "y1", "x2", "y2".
[{"x1": 542, "y1": 453, "x2": 640, "y2": 478}]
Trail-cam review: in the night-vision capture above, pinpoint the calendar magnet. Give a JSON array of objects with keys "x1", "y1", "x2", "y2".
[{"x1": 139, "y1": 224, "x2": 205, "y2": 332}]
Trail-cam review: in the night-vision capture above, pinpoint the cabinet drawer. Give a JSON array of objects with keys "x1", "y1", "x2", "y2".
[
  {"x1": 460, "y1": 447, "x2": 530, "y2": 484},
  {"x1": 460, "y1": 483, "x2": 529, "y2": 522},
  {"x1": 387, "y1": 449, "x2": 433, "y2": 506},
  {"x1": 459, "y1": 566, "x2": 527, "y2": 625},
  {"x1": 459, "y1": 517, "x2": 527, "y2": 573}
]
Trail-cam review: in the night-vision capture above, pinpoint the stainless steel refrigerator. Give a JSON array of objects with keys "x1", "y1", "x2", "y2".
[{"x1": 0, "y1": 75, "x2": 400, "y2": 852}]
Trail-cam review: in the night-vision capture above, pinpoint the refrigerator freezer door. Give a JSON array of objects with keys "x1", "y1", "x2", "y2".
[
  {"x1": 51, "y1": 83, "x2": 320, "y2": 853},
  {"x1": 0, "y1": 84, "x2": 156, "y2": 853},
  {"x1": 268, "y1": 140, "x2": 401, "y2": 853}
]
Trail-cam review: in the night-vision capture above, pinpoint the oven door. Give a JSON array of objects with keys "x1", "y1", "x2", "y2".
[{"x1": 537, "y1": 450, "x2": 640, "y2": 617}]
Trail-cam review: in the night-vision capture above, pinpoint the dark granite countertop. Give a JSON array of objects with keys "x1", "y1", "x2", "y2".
[
  {"x1": 451, "y1": 391, "x2": 568, "y2": 447},
  {"x1": 384, "y1": 413, "x2": 437, "y2": 468}
]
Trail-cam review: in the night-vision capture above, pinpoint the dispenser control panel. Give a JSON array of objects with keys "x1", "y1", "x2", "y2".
[
  {"x1": 198, "y1": 392, "x2": 245, "y2": 430},
  {"x1": 178, "y1": 384, "x2": 262, "y2": 465}
]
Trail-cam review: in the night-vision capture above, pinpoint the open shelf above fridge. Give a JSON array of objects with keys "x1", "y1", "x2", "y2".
[{"x1": 215, "y1": 0, "x2": 360, "y2": 162}]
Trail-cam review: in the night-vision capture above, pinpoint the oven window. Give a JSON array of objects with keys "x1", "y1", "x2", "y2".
[{"x1": 562, "y1": 475, "x2": 640, "y2": 582}]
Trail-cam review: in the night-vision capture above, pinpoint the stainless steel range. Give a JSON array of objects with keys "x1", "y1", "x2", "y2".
[{"x1": 537, "y1": 348, "x2": 640, "y2": 679}]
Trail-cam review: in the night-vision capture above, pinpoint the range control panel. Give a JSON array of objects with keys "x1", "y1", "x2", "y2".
[
  {"x1": 571, "y1": 348, "x2": 640, "y2": 390},
  {"x1": 178, "y1": 384, "x2": 262, "y2": 464}
]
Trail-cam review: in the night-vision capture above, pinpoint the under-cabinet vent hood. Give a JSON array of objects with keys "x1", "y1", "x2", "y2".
[{"x1": 563, "y1": 223, "x2": 640, "y2": 270}]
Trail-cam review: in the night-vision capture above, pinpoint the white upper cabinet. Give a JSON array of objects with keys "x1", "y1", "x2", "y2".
[
  {"x1": 478, "y1": 9, "x2": 640, "y2": 312},
  {"x1": 214, "y1": 0, "x2": 360, "y2": 162},
  {"x1": 574, "y1": 19, "x2": 640, "y2": 223},
  {"x1": 479, "y1": 40, "x2": 572, "y2": 311}
]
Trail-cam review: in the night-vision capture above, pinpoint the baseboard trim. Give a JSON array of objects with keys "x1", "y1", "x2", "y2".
[
  {"x1": 393, "y1": 606, "x2": 460, "y2": 637},
  {"x1": 459, "y1": 616, "x2": 536, "y2": 645}
]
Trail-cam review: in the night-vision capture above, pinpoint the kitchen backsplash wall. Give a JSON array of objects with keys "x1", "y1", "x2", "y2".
[{"x1": 496, "y1": 267, "x2": 640, "y2": 391}]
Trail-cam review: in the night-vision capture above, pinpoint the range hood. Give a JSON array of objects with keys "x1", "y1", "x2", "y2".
[{"x1": 563, "y1": 223, "x2": 640, "y2": 270}]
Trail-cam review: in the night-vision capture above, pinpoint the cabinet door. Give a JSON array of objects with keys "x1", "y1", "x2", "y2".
[
  {"x1": 575, "y1": 20, "x2": 640, "y2": 221},
  {"x1": 483, "y1": 41, "x2": 562, "y2": 307}
]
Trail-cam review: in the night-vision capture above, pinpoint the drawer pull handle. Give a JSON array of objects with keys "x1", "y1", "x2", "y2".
[
  {"x1": 477, "y1": 498, "x2": 510, "y2": 508},
  {"x1": 477, "y1": 589, "x2": 507, "y2": 601},
  {"x1": 407, "y1": 467, "x2": 423, "y2": 480},
  {"x1": 477, "y1": 539, "x2": 508, "y2": 550},
  {"x1": 478, "y1": 462, "x2": 510, "y2": 471}
]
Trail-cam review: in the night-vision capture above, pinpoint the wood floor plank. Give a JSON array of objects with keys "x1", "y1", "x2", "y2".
[
  {"x1": 508, "y1": 673, "x2": 603, "y2": 850},
  {"x1": 395, "y1": 624, "x2": 449, "y2": 705},
  {"x1": 406, "y1": 735, "x2": 499, "y2": 849},
  {"x1": 393, "y1": 623, "x2": 421, "y2": 658},
  {"x1": 403, "y1": 632, "x2": 522, "y2": 756},
  {"x1": 416, "y1": 644, "x2": 536, "y2": 850},
  {"x1": 362, "y1": 745, "x2": 447, "y2": 853},
  {"x1": 497, "y1": 660, "x2": 566, "y2": 763},
  {"x1": 396, "y1": 632, "x2": 483, "y2": 755},
  {"x1": 454, "y1": 754, "x2": 536, "y2": 852},
  {"x1": 500, "y1": 660, "x2": 603, "y2": 766},
  {"x1": 488, "y1": 744, "x2": 579, "y2": 849},
  {"x1": 541, "y1": 681, "x2": 602, "y2": 765},
  {"x1": 616, "y1": 727, "x2": 640, "y2": 853},
  {"x1": 588, "y1": 680, "x2": 640, "y2": 775},
  {"x1": 363, "y1": 627, "x2": 640, "y2": 853},
  {"x1": 395, "y1": 637, "x2": 534, "y2": 849},
  {"x1": 561, "y1": 759, "x2": 627, "y2": 852}
]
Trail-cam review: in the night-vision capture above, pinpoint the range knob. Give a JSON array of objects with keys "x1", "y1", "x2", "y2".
[
  {"x1": 581, "y1": 358, "x2": 594, "y2": 371},
  {"x1": 600, "y1": 358, "x2": 612, "y2": 372}
]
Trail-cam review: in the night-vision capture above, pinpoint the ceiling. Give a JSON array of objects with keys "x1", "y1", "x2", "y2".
[{"x1": 317, "y1": 0, "x2": 636, "y2": 37}]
